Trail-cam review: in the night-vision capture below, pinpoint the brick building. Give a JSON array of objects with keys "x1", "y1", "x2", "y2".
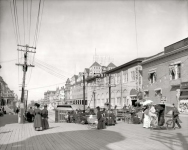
[{"x1": 142, "y1": 38, "x2": 188, "y2": 109}]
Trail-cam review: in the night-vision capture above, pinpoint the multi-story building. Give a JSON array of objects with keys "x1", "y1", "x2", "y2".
[
  {"x1": 59, "y1": 86, "x2": 65, "y2": 104},
  {"x1": 64, "y1": 78, "x2": 71, "y2": 100},
  {"x1": 142, "y1": 38, "x2": 188, "y2": 109},
  {"x1": 43, "y1": 90, "x2": 55, "y2": 105},
  {"x1": 86, "y1": 58, "x2": 145, "y2": 109},
  {"x1": 0, "y1": 76, "x2": 15, "y2": 108}
]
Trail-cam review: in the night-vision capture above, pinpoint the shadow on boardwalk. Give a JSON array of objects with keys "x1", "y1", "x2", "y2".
[
  {"x1": 0, "y1": 129, "x2": 125, "y2": 150},
  {"x1": 150, "y1": 131, "x2": 188, "y2": 150}
]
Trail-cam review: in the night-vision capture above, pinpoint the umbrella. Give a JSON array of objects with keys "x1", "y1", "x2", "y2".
[{"x1": 143, "y1": 100, "x2": 153, "y2": 106}]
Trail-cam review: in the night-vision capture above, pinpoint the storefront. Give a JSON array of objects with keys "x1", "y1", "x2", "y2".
[
  {"x1": 179, "y1": 82, "x2": 188, "y2": 112},
  {"x1": 130, "y1": 89, "x2": 138, "y2": 107}
]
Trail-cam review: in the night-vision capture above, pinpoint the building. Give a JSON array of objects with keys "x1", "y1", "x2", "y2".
[
  {"x1": 0, "y1": 76, "x2": 15, "y2": 108},
  {"x1": 142, "y1": 37, "x2": 188, "y2": 110},
  {"x1": 43, "y1": 90, "x2": 56, "y2": 105},
  {"x1": 86, "y1": 58, "x2": 145, "y2": 109}
]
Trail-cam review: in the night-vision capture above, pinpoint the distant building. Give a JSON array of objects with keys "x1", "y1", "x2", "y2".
[
  {"x1": 142, "y1": 37, "x2": 188, "y2": 109},
  {"x1": 43, "y1": 90, "x2": 55, "y2": 105},
  {"x1": 86, "y1": 58, "x2": 145, "y2": 109}
]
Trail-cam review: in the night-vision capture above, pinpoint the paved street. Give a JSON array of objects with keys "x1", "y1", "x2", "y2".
[{"x1": 0, "y1": 112, "x2": 188, "y2": 150}]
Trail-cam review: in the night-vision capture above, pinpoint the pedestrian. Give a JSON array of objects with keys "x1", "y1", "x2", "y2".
[
  {"x1": 28, "y1": 107, "x2": 34, "y2": 122},
  {"x1": 149, "y1": 103, "x2": 158, "y2": 128},
  {"x1": 102, "y1": 108, "x2": 106, "y2": 129},
  {"x1": 16, "y1": 107, "x2": 19, "y2": 114},
  {"x1": 33, "y1": 103, "x2": 42, "y2": 131},
  {"x1": 96, "y1": 106, "x2": 103, "y2": 130},
  {"x1": 113, "y1": 105, "x2": 118, "y2": 124},
  {"x1": 143, "y1": 105, "x2": 151, "y2": 128},
  {"x1": 41, "y1": 105, "x2": 49, "y2": 130},
  {"x1": 172, "y1": 103, "x2": 182, "y2": 129}
]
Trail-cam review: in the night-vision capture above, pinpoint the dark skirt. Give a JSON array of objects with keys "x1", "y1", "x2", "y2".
[
  {"x1": 34, "y1": 114, "x2": 42, "y2": 128},
  {"x1": 42, "y1": 118, "x2": 49, "y2": 130}
]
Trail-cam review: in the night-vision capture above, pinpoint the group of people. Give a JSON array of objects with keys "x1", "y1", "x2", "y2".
[
  {"x1": 142, "y1": 103, "x2": 182, "y2": 129},
  {"x1": 0, "y1": 106, "x2": 5, "y2": 116},
  {"x1": 32, "y1": 103, "x2": 49, "y2": 131},
  {"x1": 96, "y1": 106, "x2": 117, "y2": 130}
]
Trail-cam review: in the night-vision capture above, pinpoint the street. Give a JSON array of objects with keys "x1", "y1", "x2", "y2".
[{"x1": 0, "y1": 111, "x2": 188, "y2": 150}]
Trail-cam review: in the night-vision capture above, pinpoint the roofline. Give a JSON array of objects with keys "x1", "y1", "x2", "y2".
[
  {"x1": 105, "y1": 57, "x2": 146, "y2": 74},
  {"x1": 142, "y1": 45, "x2": 188, "y2": 65}
]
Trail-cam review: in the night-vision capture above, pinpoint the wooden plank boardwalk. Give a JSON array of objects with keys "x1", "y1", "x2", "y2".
[{"x1": 0, "y1": 115, "x2": 188, "y2": 150}]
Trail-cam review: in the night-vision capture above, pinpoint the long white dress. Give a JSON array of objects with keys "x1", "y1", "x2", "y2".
[{"x1": 143, "y1": 109, "x2": 151, "y2": 128}]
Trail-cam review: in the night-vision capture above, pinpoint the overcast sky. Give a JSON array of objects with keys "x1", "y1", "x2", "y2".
[{"x1": 0, "y1": 0, "x2": 188, "y2": 102}]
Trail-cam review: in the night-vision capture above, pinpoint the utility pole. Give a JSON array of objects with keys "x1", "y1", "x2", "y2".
[
  {"x1": 109, "y1": 74, "x2": 111, "y2": 110},
  {"x1": 93, "y1": 90, "x2": 96, "y2": 108},
  {"x1": 83, "y1": 73, "x2": 85, "y2": 111},
  {"x1": 16, "y1": 44, "x2": 35, "y2": 124}
]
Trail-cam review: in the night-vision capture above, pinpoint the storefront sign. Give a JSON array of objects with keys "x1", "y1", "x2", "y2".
[
  {"x1": 161, "y1": 96, "x2": 167, "y2": 102},
  {"x1": 180, "y1": 82, "x2": 188, "y2": 89}
]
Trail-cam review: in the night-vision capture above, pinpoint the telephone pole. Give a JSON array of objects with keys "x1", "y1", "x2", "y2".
[
  {"x1": 109, "y1": 74, "x2": 111, "y2": 110},
  {"x1": 83, "y1": 73, "x2": 86, "y2": 111},
  {"x1": 16, "y1": 44, "x2": 35, "y2": 124}
]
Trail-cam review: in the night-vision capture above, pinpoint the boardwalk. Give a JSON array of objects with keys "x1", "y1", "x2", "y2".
[{"x1": 0, "y1": 114, "x2": 188, "y2": 150}]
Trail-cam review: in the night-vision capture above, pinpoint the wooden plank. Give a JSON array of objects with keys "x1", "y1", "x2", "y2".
[
  {"x1": 28, "y1": 124, "x2": 41, "y2": 150},
  {"x1": 11, "y1": 128, "x2": 20, "y2": 150},
  {"x1": 0, "y1": 128, "x2": 9, "y2": 148},
  {"x1": 6, "y1": 127, "x2": 17, "y2": 150},
  {"x1": 0, "y1": 128, "x2": 13, "y2": 150}
]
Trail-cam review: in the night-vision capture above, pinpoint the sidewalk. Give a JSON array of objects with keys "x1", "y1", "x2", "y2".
[{"x1": 1, "y1": 115, "x2": 188, "y2": 150}]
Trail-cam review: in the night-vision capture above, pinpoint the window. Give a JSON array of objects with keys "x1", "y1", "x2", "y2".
[
  {"x1": 131, "y1": 71, "x2": 135, "y2": 81},
  {"x1": 148, "y1": 72, "x2": 157, "y2": 83},
  {"x1": 169, "y1": 63, "x2": 181, "y2": 80},
  {"x1": 154, "y1": 88, "x2": 162, "y2": 98},
  {"x1": 123, "y1": 71, "x2": 128, "y2": 83},
  {"x1": 144, "y1": 90, "x2": 149, "y2": 98}
]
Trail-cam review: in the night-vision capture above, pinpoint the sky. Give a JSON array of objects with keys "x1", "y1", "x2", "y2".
[{"x1": 0, "y1": 0, "x2": 188, "y2": 102}]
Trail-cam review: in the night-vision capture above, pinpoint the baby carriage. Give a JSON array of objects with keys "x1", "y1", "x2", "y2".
[{"x1": 87, "y1": 115, "x2": 98, "y2": 129}]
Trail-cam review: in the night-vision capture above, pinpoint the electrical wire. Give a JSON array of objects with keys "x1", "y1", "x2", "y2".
[
  {"x1": 29, "y1": 0, "x2": 32, "y2": 45},
  {"x1": 35, "y1": 58, "x2": 72, "y2": 77},
  {"x1": 34, "y1": 61, "x2": 68, "y2": 80},
  {"x1": 0, "y1": 57, "x2": 23, "y2": 63},
  {"x1": 23, "y1": 0, "x2": 25, "y2": 44},
  {"x1": 28, "y1": 82, "x2": 66, "y2": 90},
  {"x1": 10, "y1": 0, "x2": 18, "y2": 45},
  {"x1": 33, "y1": 0, "x2": 42, "y2": 47},
  {"x1": 35, "y1": 0, "x2": 45, "y2": 47},
  {"x1": 134, "y1": 0, "x2": 138, "y2": 58}
]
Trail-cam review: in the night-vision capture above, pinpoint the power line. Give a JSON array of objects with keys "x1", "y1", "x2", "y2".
[
  {"x1": 10, "y1": 0, "x2": 18, "y2": 45},
  {"x1": 29, "y1": 0, "x2": 32, "y2": 45},
  {"x1": 34, "y1": 61, "x2": 68, "y2": 80},
  {"x1": 35, "y1": 58, "x2": 72, "y2": 77},
  {"x1": 12, "y1": 0, "x2": 21, "y2": 44},
  {"x1": 35, "y1": 0, "x2": 45, "y2": 47},
  {"x1": 23, "y1": 0, "x2": 25, "y2": 44},
  {"x1": 0, "y1": 57, "x2": 23, "y2": 63},
  {"x1": 134, "y1": 0, "x2": 138, "y2": 58},
  {"x1": 28, "y1": 82, "x2": 66, "y2": 90},
  {"x1": 33, "y1": 0, "x2": 42, "y2": 47}
]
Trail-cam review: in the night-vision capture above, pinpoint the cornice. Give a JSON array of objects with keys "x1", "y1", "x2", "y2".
[{"x1": 142, "y1": 45, "x2": 188, "y2": 65}]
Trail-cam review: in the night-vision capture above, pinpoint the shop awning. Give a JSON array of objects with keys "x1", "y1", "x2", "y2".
[{"x1": 179, "y1": 96, "x2": 188, "y2": 100}]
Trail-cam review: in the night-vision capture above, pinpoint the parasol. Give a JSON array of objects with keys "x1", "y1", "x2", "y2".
[{"x1": 143, "y1": 100, "x2": 153, "y2": 106}]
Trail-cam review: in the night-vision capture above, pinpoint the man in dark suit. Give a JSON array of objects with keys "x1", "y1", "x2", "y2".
[{"x1": 172, "y1": 103, "x2": 181, "y2": 129}]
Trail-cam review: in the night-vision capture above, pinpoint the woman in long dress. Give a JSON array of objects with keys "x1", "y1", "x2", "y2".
[
  {"x1": 41, "y1": 105, "x2": 49, "y2": 130},
  {"x1": 96, "y1": 106, "x2": 103, "y2": 129},
  {"x1": 34, "y1": 103, "x2": 42, "y2": 131},
  {"x1": 149, "y1": 104, "x2": 158, "y2": 128},
  {"x1": 143, "y1": 105, "x2": 151, "y2": 128}
]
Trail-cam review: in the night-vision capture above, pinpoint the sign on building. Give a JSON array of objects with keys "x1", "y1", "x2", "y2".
[{"x1": 161, "y1": 96, "x2": 167, "y2": 103}]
